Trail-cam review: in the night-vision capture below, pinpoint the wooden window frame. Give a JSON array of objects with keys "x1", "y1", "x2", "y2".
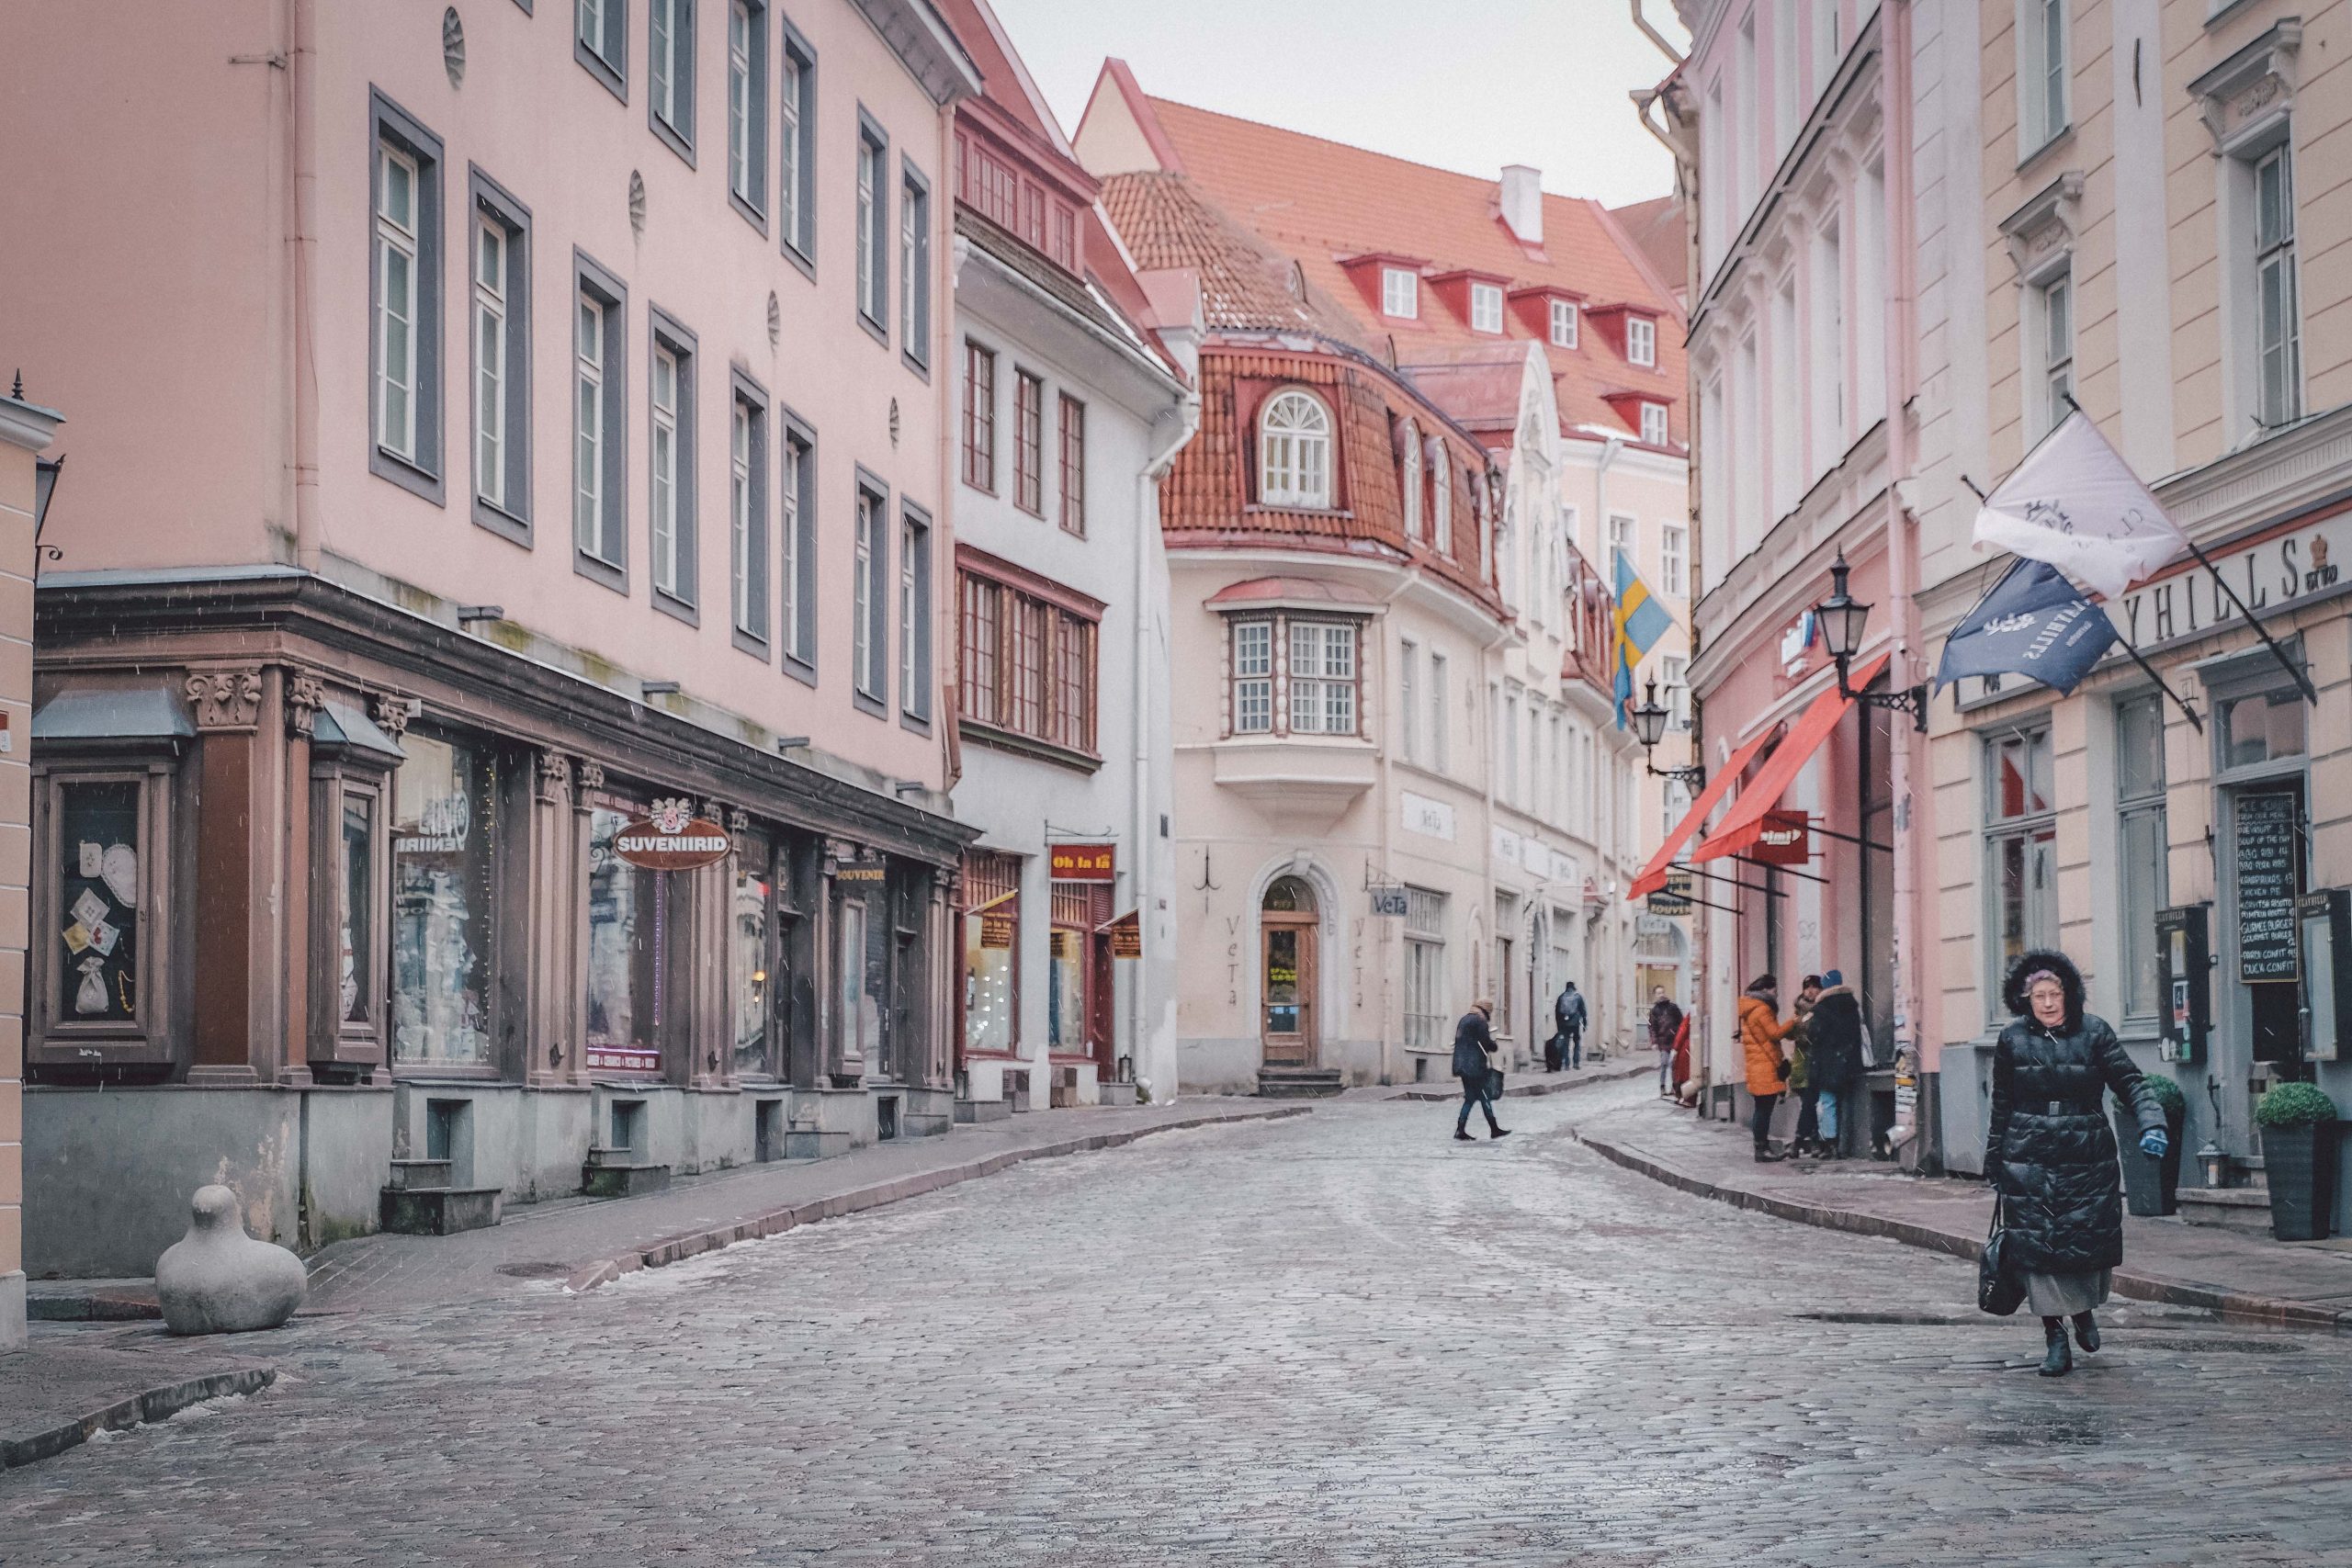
[
  {"x1": 1222, "y1": 610, "x2": 1368, "y2": 740},
  {"x1": 962, "y1": 340, "x2": 997, "y2": 492},
  {"x1": 955, "y1": 545, "x2": 1103, "y2": 769},
  {"x1": 1057, "y1": 391, "x2": 1086, "y2": 536}
]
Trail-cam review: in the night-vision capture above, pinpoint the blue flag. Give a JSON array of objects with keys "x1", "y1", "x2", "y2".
[{"x1": 1934, "y1": 558, "x2": 2118, "y2": 695}]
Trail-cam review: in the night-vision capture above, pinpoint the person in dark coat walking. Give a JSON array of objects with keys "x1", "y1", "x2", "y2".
[
  {"x1": 1452, "y1": 998, "x2": 1509, "y2": 1142},
  {"x1": 1647, "y1": 987, "x2": 1684, "y2": 1097},
  {"x1": 1986, "y1": 949, "x2": 2169, "y2": 1377},
  {"x1": 1804, "y1": 971, "x2": 1865, "y2": 1159},
  {"x1": 1555, "y1": 982, "x2": 1589, "y2": 1070}
]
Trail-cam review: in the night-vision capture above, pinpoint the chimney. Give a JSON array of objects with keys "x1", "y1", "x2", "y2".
[{"x1": 1500, "y1": 164, "x2": 1544, "y2": 246}]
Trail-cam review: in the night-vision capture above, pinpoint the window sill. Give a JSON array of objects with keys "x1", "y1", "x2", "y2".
[
  {"x1": 857, "y1": 310, "x2": 889, "y2": 350},
  {"x1": 2016, "y1": 124, "x2": 2075, "y2": 176},
  {"x1": 651, "y1": 116, "x2": 695, "y2": 171},
  {"x1": 574, "y1": 43, "x2": 628, "y2": 104},
  {"x1": 853, "y1": 689, "x2": 888, "y2": 719},
  {"x1": 730, "y1": 190, "x2": 769, "y2": 238},
  {"x1": 783, "y1": 651, "x2": 818, "y2": 689},
  {"x1": 731, "y1": 626, "x2": 772, "y2": 661},
  {"x1": 471, "y1": 495, "x2": 531, "y2": 547},
  {"x1": 653, "y1": 588, "x2": 701, "y2": 628},
  {"x1": 782, "y1": 238, "x2": 815, "y2": 283},
  {"x1": 899, "y1": 708, "x2": 933, "y2": 738},
  {"x1": 372, "y1": 446, "x2": 447, "y2": 508},
  {"x1": 1244, "y1": 503, "x2": 1353, "y2": 520},
  {"x1": 901, "y1": 349, "x2": 930, "y2": 383},
  {"x1": 959, "y1": 718, "x2": 1102, "y2": 773},
  {"x1": 574, "y1": 549, "x2": 628, "y2": 595}
]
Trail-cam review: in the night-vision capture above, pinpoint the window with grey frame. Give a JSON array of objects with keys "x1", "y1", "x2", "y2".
[
  {"x1": 1403, "y1": 886, "x2": 1447, "y2": 1053},
  {"x1": 730, "y1": 375, "x2": 769, "y2": 651},
  {"x1": 778, "y1": 25, "x2": 816, "y2": 267},
  {"x1": 2038, "y1": 267, "x2": 2074, "y2": 435},
  {"x1": 899, "y1": 502, "x2": 932, "y2": 726},
  {"x1": 647, "y1": 0, "x2": 694, "y2": 164},
  {"x1": 2019, "y1": 0, "x2": 2066, "y2": 153},
  {"x1": 371, "y1": 93, "x2": 445, "y2": 503},
  {"x1": 2116, "y1": 693, "x2": 2168, "y2": 1021},
  {"x1": 780, "y1": 417, "x2": 817, "y2": 678},
  {"x1": 726, "y1": 0, "x2": 768, "y2": 229},
  {"x1": 2254, "y1": 141, "x2": 2301, "y2": 428},
  {"x1": 469, "y1": 170, "x2": 531, "y2": 541},
  {"x1": 854, "y1": 475, "x2": 889, "y2": 710},
  {"x1": 575, "y1": 0, "x2": 628, "y2": 99},
  {"x1": 1984, "y1": 724, "x2": 2056, "y2": 1016},
  {"x1": 572, "y1": 254, "x2": 628, "y2": 589},
  {"x1": 649, "y1": 310, "x2": 697, "y2": 615},
  {"x1": 900, "y1": 161, "x2": 931, "y2": 370},
  {"x1": 854, "y1": 112, "x2": 888, "y2": 339}
]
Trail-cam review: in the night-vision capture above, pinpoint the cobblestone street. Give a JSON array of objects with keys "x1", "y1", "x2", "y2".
[{"x1": 7, "y1": 1080, "x2": 2352, "y2": 1567}]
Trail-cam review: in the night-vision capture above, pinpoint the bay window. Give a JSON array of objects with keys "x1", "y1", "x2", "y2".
[{"x1": 957, "y1": 552, "x2": 1100, "y2": 760}]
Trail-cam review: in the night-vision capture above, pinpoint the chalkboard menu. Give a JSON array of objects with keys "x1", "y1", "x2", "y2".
[{"x1": 2237, "y1": 791, "x2": 2301, "y2": 983}]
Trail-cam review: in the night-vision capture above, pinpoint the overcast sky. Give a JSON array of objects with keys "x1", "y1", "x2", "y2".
[{"x1": 986, "y1": 0, "x2": 1690, "y2": 210}]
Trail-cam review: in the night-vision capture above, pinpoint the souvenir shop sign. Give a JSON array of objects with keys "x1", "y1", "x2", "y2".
[
  {"x1": 979, "y1": 913, "x2": 1016, "y2": 949},
  {"x1": 1109, "y1": 911, "x2": 1142, "y2": 958},
  {"x1": 613, "y1": 798, "x2": 731, "y2": 872},
  {"x1": 1049, "y1": 842, "x2": 1116, "y2": 882},
  {"x1": 1646, "y1": 868, "x2": 1691, "y2": 917},
  {"x1": 2237, "y1": 791, "x2": 2301, "y2": 983},
  {"x1": 1751, "y1": 810, "x2": 1810, "y2": 865},
  {"x1": 836, "y1": 852, "x2": 889, "y2": 884}
]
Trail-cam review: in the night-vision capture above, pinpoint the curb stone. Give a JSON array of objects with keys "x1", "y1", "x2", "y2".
[
  {"x1": 1390, "y1": 1061, "x2": 1650, "y2": 1101},
  {"x1": 1572, "y1": 1127, "x2": 2352, "y2": 1336},
  {"x1": 564, "y1": 1104, "x2": 1313, "y2": 1294},
  {"x1": 3, "y1": 1366, "x2": 278, "y2": 1470}
]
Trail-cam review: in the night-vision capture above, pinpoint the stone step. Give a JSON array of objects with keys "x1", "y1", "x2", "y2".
[
  {"x1": 379, "y1": 1184, "x2": 503, "y2": 1235},
  {"x1": 1256, "y1": 1067, "x2": 1346, "y2": 1100},
  {"x1": 2176, "y1": 1186, "x2": 2276, "y2": 1235},
  {"x1": 580, "y1": 1159, "x2": 673, "y2": 1199},
  {"x1": 385, "y1": 1158, "x2": 455, "y2": 1191},
  {"x1": 954, "y1": 1098, "x2": 1013, "y2": 1125}
]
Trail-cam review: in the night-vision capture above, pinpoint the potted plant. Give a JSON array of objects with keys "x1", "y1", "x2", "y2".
[
  {"x1": 2255, "y1": 1082, "x2": 2341, "y2": 1242},
  {"x1": 2115, "y1": 1074, "x2": 2188, "y2": 1217}
]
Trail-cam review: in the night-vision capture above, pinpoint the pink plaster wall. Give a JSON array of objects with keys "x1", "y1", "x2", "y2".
[{"x1": 0, "y1": 0, "x2": 952, "y2": 784}]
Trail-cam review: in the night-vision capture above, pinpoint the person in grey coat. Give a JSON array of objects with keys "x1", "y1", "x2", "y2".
[{"x1": 1452, "y1": 998, "x2": 1509, "y2": 1142}]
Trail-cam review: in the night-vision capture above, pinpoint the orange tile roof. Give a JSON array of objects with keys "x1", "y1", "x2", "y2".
[
  {"x1": 1139, "y1": 96, "x2": 1689, "y2": 450},
  {"x1": 1098, "y1": 171, "x2": 1371, "y2": 345}
]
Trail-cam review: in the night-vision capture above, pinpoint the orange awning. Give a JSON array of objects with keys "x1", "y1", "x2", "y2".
[
  {"x1": 1626, "y1": 726, "x2": 1779, "y2": 901},
  {"x1": 1690, "y1": 652, "x2": 1889, "y2": 866}
]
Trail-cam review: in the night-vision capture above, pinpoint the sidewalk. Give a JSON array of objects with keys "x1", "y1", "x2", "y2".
[
  {"x1": 1568, "y1": 1082, "x2": 2352, "y2": 1333},
  {"x1": 0, "y1": 1330, "x2": 276, "y2": 1470},
  {"x1": 30, "y1": 1096, "x2": 1307, "y2": 1321}
]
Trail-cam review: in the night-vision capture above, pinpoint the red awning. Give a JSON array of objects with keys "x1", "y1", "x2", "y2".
[
  {"x1": 1626, "y1": 726, "x2": 1779, "y2": 901},
  {"x1": 1690, "y1": 652, "x2": 1890, "y2": 865}
]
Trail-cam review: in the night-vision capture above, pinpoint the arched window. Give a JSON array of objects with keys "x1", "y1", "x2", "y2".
[
  {"x1": 1430, "y1": 439, "x2": 1453, "y2": 555},
  {"x1": 1397, "y1": 418, "x2": 1422, "y2": 539},
  {"x1": 1263, "y1": 874, "x2": 1317, "y2": 914},
  {"x1": 1260, "y1": 389, "x2": 1333, "y2": 508}
]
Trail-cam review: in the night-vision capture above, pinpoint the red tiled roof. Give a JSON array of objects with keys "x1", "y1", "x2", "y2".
[
  {"x1": 1205, "y1": 576, "x2": 1383, "y2": 608},
  {"x1": 1098, "y1": 171, "x2": 1371, "y2": 345},
  {"x1": 1137, "y1": 96, "x2": 1688, "y2": 450},
  {"x1": 1607, "y1": 195, "x2": 1689, "y2": 301}
]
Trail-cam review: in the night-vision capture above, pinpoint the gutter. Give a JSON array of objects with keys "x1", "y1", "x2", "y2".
[
  {"x1": 1132, "y1": 390, "x2": 1199, "y2": 1102},
  {"x1": 288, "y1": 0, "x2": 320, "y2": 571}
]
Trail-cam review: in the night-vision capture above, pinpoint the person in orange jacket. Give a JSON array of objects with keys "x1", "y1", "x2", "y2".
[{"x1": 1737, "y1": 974, "x2": 1799, "y2": 1162}]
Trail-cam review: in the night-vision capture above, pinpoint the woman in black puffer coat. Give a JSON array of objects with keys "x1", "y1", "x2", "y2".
[{"x1": 1986, "y1": 949, "x2": 2170, "y2": 1377}]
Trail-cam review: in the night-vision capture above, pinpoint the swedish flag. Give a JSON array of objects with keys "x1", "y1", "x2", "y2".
[{"x1": 1611, "y1": 548, "x2": 1674, "y2": 728}]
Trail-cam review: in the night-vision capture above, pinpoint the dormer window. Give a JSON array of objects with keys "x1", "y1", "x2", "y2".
[
  {"x1": 1469, "y1": 282, "x2": 1504, "y2": 334},
  {"x1": 1260, "y1": 389, "x2": 1334, "y2": 509},
  {"x1": 1549, "y1": 299, "x2": 1578, "y2": 348},
  {"x1": 1640, "y1": 402, "x2": 1668, "y2": 445},
  {"x1": 1626, "y1": 315, "x2": 1657, "y2": 367},
  {"x1": 1382, "y1": 267, "x2": 1419, "y2": 320}
]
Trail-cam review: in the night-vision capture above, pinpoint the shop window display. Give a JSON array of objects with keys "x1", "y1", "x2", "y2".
[
  {"x1": 56, "y1": 781, "x2": 141, "y2": 1022},
  {"x1": 391, "y1": 736, "x2": 497, "y2": 1066},
  {"x1": 961, "y1": 852, "x2": 1020, "y2": 1054},
  {"x1": 734, "y1": 837, "x2": 775, "y2": 1077},
  {"x1": 588, "y1": 803, "x2": 666, "y2": 1072}
]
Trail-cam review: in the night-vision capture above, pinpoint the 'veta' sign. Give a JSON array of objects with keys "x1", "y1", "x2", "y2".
[{"x1": 613, "y1": 797, "x2": 731, "y2": 871}]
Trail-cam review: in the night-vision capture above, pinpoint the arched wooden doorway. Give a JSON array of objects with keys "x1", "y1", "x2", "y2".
[{"x1": 1259, "y1": 875, "x2": 1318, "y2": 1068}]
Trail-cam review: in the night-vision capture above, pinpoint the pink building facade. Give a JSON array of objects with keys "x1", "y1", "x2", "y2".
[{"x1": 1, "y1": 0, "x2": 980, "y2": 1275}]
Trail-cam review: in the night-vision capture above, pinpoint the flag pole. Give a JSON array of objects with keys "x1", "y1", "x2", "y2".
[
  {"x1": 2057, "y1": 394, "x2": 2312, "y2": 705},
  {"x1": 1961, "y1": 473, "x2": 2205, "y2": 732}
]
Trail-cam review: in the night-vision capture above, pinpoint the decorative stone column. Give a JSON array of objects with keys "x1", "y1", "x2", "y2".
[
  {"x1": 278, "y1": 672, "x2": 326, "y2": 1082},
  {"x1": 185, "y1": 668, "x2": 288, "y2": 1085},
  {"x1": 526, "y1": 750, "x2": 580, "y2": 1085}
]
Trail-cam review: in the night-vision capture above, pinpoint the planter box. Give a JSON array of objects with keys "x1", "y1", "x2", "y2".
[
  {"x1": 2259, "y1": 1120, "x2": 2340, "y2": 1242},
  {"x1": 2115, "y1": 1105, "x2": 2186, "y2": 1218}
]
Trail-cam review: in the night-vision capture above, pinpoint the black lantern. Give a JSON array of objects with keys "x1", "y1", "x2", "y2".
[{"x1": 1810, "y1": 548, "x2": 1930, "y2": 731}]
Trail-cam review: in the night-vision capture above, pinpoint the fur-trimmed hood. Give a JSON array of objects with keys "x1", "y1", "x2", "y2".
[{"x1": 2003, "y1": 948, "x2": 2086, "y2": 1032}]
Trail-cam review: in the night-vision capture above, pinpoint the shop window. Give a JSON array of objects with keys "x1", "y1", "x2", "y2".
[
  {"x1": 734, "y1": 831, "x2": 776, "y2": 1077},
  {"x1": 311, "y1": 760, "x2": 392, "y2": 1067},
  {"x1": 836, "y1": 881, "x2": 891, "y2": 1077},
  {"x1": 962, "y1": 851, "x2": 1020, "y2": 1054},
  {"x1": 392, "y1": 735, "x2": 500, "y2": 1068},
  {"x1": 587, "y1": 800, "x2": 670, "y2": 1073},
  {"x1": 1404, "y1": 886, "x2": 1447, "y2": 1052},
  {"x1": 48, "y1": 779, "x2": 148, "y2": 1032},
  {"x1": 2218, "y1": 687, "x2": 2305, "y2": 769},
  {"x1": 1048, "y1": 882, "x2": 1091, "y2": 1053},
  {"x1": 1984, "y1": 725, "x2": 2056, "y2": 1016}
]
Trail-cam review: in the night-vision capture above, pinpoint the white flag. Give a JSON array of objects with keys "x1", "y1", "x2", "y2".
[{"x1": 1970, "y1": 410, "x2": 2188, "y2": 601}]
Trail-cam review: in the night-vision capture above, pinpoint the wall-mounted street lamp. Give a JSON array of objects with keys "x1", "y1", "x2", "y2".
[
  {"x1": 1813, "y1": 551, "x2": 1929, "y2": 732},
  {"x1": 1629, "y1": 677, "x2": 1705, "y2": 786}
]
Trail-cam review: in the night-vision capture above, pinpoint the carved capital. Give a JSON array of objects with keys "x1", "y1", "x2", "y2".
[
  {"x1": 534, "y1": 749, "x2": 573, "y2": 804},
  {"x1": 577, "y1": 759, "x2": 605, "y2": 794},
  {"x1": 727, "y1": 806, "x2": 750, "y2": 835},
  {"x1": 370, "y1": 692, "x2": 413, "y2": 739},
  {"x1": 186, "y1": 668, "x2": 264, "y2": 731},
  {"x1": 285, "y1": 672, "x2": 328, "y2": 739}
]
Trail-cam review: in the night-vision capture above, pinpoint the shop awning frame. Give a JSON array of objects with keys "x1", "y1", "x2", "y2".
[
  {"x1": 1690, "y1": 652, "x2": 1889, "y2": 867},
  {"x1": 1626, "y1": 726, "x2": 1778, "y2": 901}
]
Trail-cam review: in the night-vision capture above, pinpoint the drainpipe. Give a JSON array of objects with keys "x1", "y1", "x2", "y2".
[
  {"x1": 1880, "y1": 0, "x2": 1926, "y2": 1165},
  {"x1": 1133, "y1": 392, "x2": 1198, "y2": 1103},
  {"x1": 288, "y1": 0, "x2": 321, "y2": 572},
  {"x1": 1629, "y1": 0, "x2": 1686, "y2": 64}
]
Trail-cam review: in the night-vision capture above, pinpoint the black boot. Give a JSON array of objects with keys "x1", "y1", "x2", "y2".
[
  {"x1": 2073, "y1": 1312, "x2": 2100, "y2": 1353},
  {"x1": 2040, "y1": 1317, "x2": 2073, "y2": 1378},
  {"x1": 1453, "y1": 1128, "x2": 1476, "y2": 1142},
  {"x1": 1487, "y1": 1125, "x2": 1511, "y2": 1139}
]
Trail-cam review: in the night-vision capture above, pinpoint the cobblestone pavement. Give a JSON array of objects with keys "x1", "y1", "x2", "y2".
[{"x1": 6, "y1": 1079, "x2": 2352, "y2": 1567}]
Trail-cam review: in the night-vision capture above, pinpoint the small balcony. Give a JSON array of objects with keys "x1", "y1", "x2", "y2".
[{"x1": 1212, "y1": 736, "x2": 1377, "y2": 832}]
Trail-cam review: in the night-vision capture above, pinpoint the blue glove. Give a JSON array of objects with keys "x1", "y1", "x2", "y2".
[{"x1": 2140, "y1": 1127, "x2": 2169, "y2": 1158}]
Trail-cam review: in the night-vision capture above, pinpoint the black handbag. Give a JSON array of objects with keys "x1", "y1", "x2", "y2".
[
  {"x1": 1486, "y1": 1066, "x2": 1505, "y2": 1100},
  {"x1": 1977, "y1": 1198, "x2": 2026, "y2": 1316}
]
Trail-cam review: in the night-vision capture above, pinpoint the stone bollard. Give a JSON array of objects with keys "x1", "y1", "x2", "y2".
[{"x1": 153, "y1": 1185, "x2": 308, "y2": 1335}]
